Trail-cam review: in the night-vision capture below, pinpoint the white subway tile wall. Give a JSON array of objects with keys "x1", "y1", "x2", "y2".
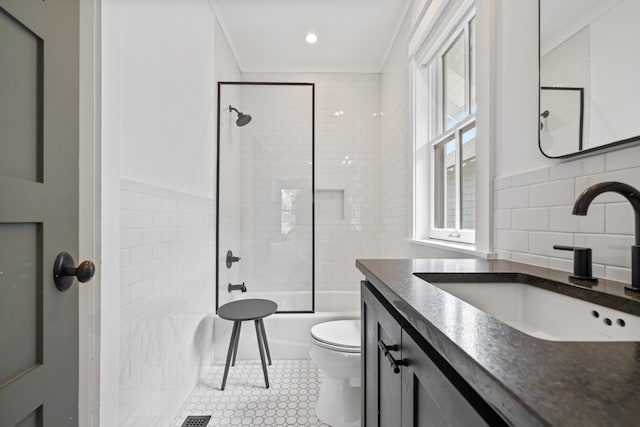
[
  {"x1": 494, "y1": 147, "x2": 639, "y2": 283},
  {"x1": 605, "y1": 144, "x2": 640, "y2": 172},
  {"x1": 548, "y1": 204, "x2": 605, "y2": 233},
  {"x1": 315, "y1": 189, "x2": 346, "y2": 223},
  {"x1": 528, "y1": 179, "x2": 574, "y2": 207},
  {"x1": 377, "y1": 5, "x2": 469, "y2": 260},
  {"x1": 511, "y1": 208, "x2": 549, "y2": 231},
  {"x1": 119, "y1": 180, "x2": 215, "y2": 427},
  {"x1": 379, "y1": 9, "x2": 413, "y2": 257},
  {"x1": 496, "y1": 187, "x2": 529, "y2": 210},
  {"x1": 494, "y1": 209, "x2": 511, "y2": 230},
  {"x1": 606, "y1": 203, "x2": 635, "y2": 235},
  {"x1": 548, "y1": 154, "x2": 604, "y2": 180},
  {"x1": 510, "y1": 167, "x2": 549, "y2": 188}
]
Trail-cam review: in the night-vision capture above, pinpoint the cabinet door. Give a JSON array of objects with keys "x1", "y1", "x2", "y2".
[
  {"x1": 401, "y1": 330, "x2": 489, "y2": 427},
  {"x1": 362, "y1": 282, "x2": 403, "y2": 427}
]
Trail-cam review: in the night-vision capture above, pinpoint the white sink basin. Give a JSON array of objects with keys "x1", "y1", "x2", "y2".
[{"x1": 430, "y1": 282, "x2": 640, "y2": 341}]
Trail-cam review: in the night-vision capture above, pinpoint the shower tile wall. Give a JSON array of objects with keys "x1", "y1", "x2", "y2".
[
  {"x1": 238, "y1": 85, "x2": 314, "y2": 310},
  {"x1": 379, "y1": 7, "x2": 412, "y2": 257},
  {"x1": 243, "y1": 72, "x2": 382, "y2": 304},
  {"x1": 119, "y1": 180, "x2": 215, "y2": 426}
]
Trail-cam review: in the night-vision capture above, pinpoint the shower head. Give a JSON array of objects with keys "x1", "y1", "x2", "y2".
[
  {"x1": 229, "y1": 105, "x2": 252, "y2": 127},
  {"x1": 236, "y1": 112, "x2": 252, "y2": 127}
]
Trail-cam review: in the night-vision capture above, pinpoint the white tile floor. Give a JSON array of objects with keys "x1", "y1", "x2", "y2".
[{"x1": 170, "y1": 360, "x2": 331, "y2": 427}]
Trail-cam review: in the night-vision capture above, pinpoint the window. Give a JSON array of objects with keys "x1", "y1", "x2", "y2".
[{"x1": 426, "y1": 14, "x2": 476, "y2": 244}]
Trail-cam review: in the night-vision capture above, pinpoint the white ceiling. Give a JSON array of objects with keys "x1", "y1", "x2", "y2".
[{"x1": 211, "y1": 0, "x2": 411, "y2": 73}]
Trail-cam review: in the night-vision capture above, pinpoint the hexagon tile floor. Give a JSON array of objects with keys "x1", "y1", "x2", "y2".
[{"x1": 170, "y1": 360, "x2": 331, "y2": 427}]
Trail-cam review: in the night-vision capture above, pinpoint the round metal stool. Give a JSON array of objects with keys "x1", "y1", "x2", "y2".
[{"x1": 218, "y1": 298, "x2": 277, "y2": 390}]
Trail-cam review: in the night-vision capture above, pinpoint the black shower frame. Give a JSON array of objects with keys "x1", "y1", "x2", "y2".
[
  {"x1": 215, "y1": 81, "x2": 316, "y2": 314},
  {"x1": 540, "y1": 86, "x2": 584, "y2": 151}
]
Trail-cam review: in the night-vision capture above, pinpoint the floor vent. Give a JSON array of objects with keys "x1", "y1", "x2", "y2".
[{"x1": 180, "y1": 415, "x2": 211, "y2": 427}]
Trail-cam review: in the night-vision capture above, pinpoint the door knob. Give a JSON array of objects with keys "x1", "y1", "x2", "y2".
[{"x1": 53, "y1": 252, "x2": 96, "y2": 291}]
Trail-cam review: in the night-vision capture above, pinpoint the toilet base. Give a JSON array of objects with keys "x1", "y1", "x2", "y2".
[{"x1": 316, "y1": 376, "x2": 361, "y2": 427}]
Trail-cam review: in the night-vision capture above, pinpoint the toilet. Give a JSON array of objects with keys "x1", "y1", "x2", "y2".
[{"x1": 308, "y1": 319, "x2": 361, "y2": 427}]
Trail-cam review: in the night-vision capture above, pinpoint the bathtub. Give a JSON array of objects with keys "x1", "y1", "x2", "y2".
[{"x1": 213, "y1": 290, "x2": 360, "y2": 361}]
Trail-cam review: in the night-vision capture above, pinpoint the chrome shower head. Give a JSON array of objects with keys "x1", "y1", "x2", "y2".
[{"x1": 229, "y1": 105, "x2": 252, "y2": 127}]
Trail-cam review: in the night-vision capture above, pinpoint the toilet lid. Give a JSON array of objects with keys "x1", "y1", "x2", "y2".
[{"x1": 311, "y1": 320, "x2": 361, "y2": 351}]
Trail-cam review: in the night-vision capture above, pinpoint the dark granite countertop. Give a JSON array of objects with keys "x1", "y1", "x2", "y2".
[{"x1": 356, "y1": 259, "x2": 640, "y2": 427}]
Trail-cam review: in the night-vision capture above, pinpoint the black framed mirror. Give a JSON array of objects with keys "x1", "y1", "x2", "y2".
[{"x1": 538, "y1": 0, "x2": 640, "y2": 158}]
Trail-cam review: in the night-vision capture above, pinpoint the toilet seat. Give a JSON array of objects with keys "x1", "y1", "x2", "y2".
[{"x1": 311, "y1": 320, "x2": 361, "y2": 353}]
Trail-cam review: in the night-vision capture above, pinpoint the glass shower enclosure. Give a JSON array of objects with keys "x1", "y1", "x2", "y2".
[{"x1": 216, "y1": 82, "x2": 315, "y2": 313}]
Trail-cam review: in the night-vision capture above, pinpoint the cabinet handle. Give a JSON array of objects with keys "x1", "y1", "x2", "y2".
[{"x1": 377, "y1": 339, "x2": 408, "y2": 374}]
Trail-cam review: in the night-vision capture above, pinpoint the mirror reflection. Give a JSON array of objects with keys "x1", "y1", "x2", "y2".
[{"x1": 539, "y1": 0, "x2": 640, "y2": 158}]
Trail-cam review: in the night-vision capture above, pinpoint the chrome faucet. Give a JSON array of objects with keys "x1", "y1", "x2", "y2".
[{"x1": 572, "y1": 181, "x2": 640, "y2": 292}]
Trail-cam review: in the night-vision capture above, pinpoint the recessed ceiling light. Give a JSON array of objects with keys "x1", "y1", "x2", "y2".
[{"x1": 305, "y1": 33, "x2": 318, "y2": 44}]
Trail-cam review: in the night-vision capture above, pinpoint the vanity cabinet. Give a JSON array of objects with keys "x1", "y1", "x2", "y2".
[{"x1": 362, "y1": 281, "x2": 503, "y2": 427}]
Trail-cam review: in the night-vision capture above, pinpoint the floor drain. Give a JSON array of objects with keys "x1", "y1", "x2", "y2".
[{"x1": 181, "y1": 415, "x2": 211, "y2": 427}]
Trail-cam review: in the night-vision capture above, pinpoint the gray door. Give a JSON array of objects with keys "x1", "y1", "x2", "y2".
[{"x1": 0, "y1": 0, "x2": 81, "y2": 425}]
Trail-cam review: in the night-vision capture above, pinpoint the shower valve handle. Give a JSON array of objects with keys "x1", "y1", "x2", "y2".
[
  {"x1": 226, "y1": 250, "x2": 241, "y2": 268},
  {"x1": 553, "y1": 245, "x2": 597, "y2": 282}
]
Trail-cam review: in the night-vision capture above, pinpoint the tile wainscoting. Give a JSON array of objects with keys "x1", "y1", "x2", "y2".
[{"x1": 119, "y1": 179, "x2": 215, "y2": 426}]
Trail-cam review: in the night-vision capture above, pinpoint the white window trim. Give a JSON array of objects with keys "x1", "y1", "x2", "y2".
[
  {"x1": 426, "y1": 8, "x2": 476, "y2": 245},
  {"x1": 429, "y1": 115, "x2": 476, "y2": 244},
  {"x1": 409, "y1": 0, "x2": 496, "y2": 255}
]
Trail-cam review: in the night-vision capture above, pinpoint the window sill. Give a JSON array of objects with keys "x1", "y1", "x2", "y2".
[{"x1": 406, "y1": 238, "x2": 496, "y2": 258}]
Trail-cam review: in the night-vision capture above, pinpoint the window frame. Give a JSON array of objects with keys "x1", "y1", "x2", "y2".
[{"x1": 426, "y1": 12, "x2": 477, "y2": 244}]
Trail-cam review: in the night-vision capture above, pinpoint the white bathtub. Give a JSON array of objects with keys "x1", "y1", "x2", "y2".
[{"x1": 213, "y1": 290, "x2": 360, "y2": 361}]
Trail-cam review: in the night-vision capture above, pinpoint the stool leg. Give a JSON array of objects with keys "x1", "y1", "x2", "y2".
[
  {"x1": 231, "y1": 322, "x2": 242, "y2": 367},
  {"x1": 259, "y1": 319, "x2": 272, "y2": 365},
  {"x1": 221, "y1": 321, "x2": 239, "y2": 390},
  {"x1": 254, "y1": 319, "x2": 269, "y2": 388}
]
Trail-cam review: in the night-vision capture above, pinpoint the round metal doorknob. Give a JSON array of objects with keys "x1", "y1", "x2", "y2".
[{"x1": 53, "y1": 252, "x2": 96, "y2": 291}]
